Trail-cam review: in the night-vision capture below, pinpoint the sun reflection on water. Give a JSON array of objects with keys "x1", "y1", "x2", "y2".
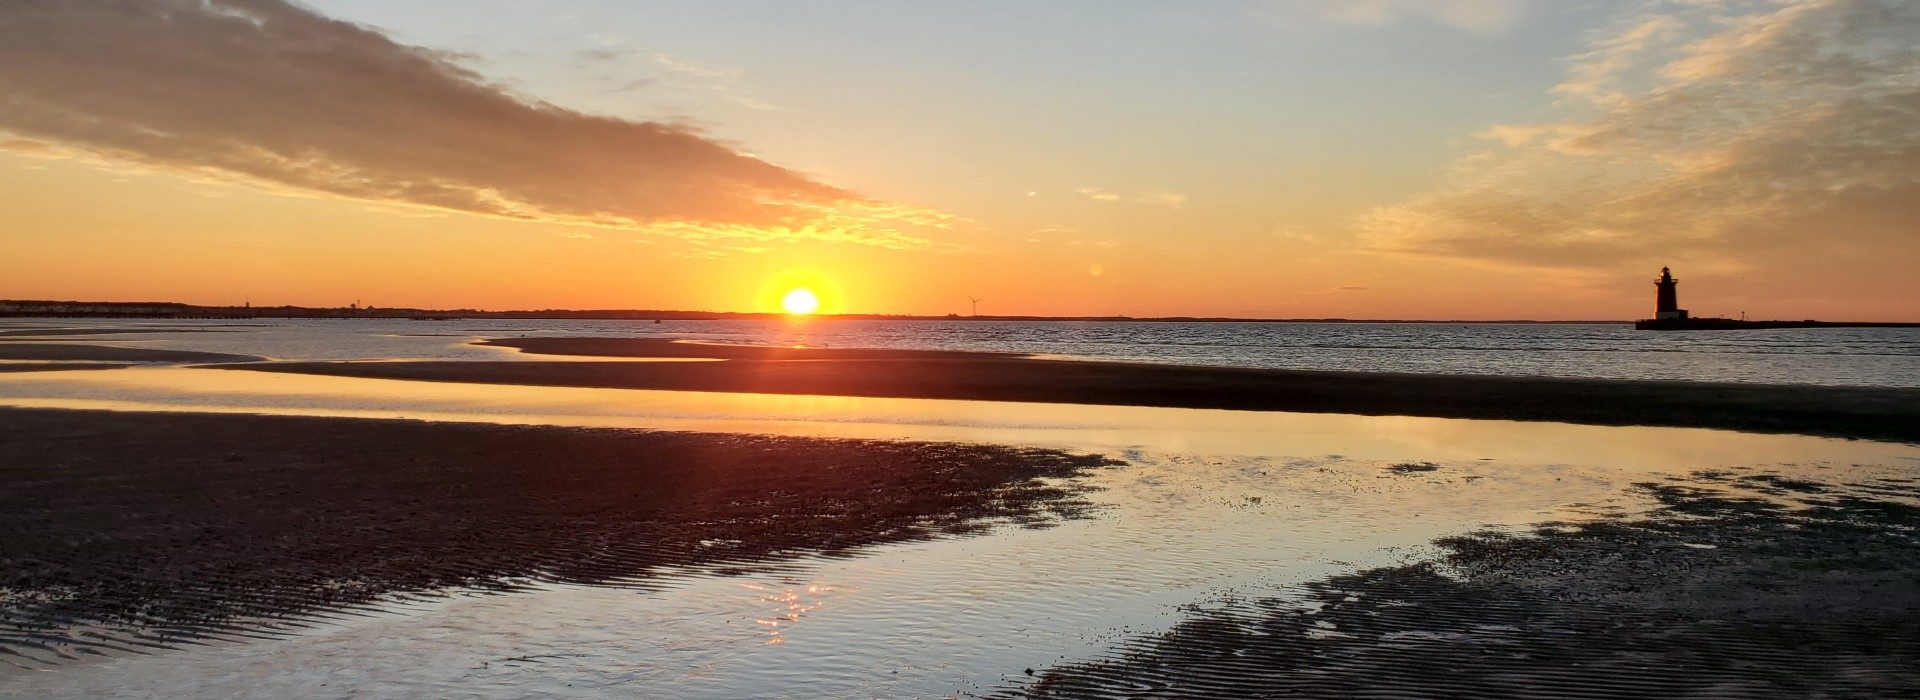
[{"x1": 741, "y1": 581, "x2": 845, "y2": 646}]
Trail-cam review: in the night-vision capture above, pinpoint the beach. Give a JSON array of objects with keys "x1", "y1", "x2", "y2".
[
  {"x1": 0, "y1": 407, "x2": 1110, "y2": 668},
  {"x1": 3, "y1": 324, "x2": 1919, "y2": 696}
]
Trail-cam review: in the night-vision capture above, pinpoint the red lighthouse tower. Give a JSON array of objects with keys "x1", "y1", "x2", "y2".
[{"x1": 1654, "y1": 267, "x2": 1688, "y2": 320}]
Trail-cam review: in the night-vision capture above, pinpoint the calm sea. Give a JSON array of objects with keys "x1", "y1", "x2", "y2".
[{"x1": 12, "y1": 318, "x2": 1918, "y2": 388}]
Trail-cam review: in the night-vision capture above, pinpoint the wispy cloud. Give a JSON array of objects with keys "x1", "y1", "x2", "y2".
[
  {"x1": 1255, "y1": 0, "x2": 1527, "y2": 33},
  {"x1": 1552, "y1": 15, "x2": 1683, "y2": 107},
  {"x1": 1075, "y1": 187, "x2": 1187, "y2": 207},
  {"x1": 0, "y1": 0, "x2": 931, "y2": 247},
  {"x1": 648, "y1": 52, "x2": 746, "y2": 81},
  {"x1": 639, "y1": 199, "x2": 959, "y2": 256},
  {"x1": 579, "y1": 44, "x2": 779, "y2": 111},
  {"x1": 1361, "y1": 0, "x2": 1920, "y2": 284},
  {"x1": 1076, "y1": 187, "x2": 1122, "y2": 202},
  {"x1": 602, "y1": 77, "x2": 658, "y2": 94}
]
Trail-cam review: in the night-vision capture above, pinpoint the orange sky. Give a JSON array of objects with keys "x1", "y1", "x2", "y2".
[{"x1": 2, "y1": 1, "x2": 1917, "y2": 321}]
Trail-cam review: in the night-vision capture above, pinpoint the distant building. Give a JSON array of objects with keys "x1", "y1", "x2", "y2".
[{"x1": 1655, "y1": 267, "x2": 1688, "y2": 320}]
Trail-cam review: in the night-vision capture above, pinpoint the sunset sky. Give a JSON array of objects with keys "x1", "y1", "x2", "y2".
[{"x1": 3, "y1": 0, "x2": 1917, "y2": 320}]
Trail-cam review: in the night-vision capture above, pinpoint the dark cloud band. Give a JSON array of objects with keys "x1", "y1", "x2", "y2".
[{"x1": 0, "y1": 0, "x2": 867, "y2": 235}]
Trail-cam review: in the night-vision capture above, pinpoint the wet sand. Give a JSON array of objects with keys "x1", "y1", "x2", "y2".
[
  {"x1": 1012, "y1": 470, "x2": 1920, "y2": 698},
  {"x1": 0, "y1": 328, "x2": 235, "y2": 339},
  {"x1": 0, "y1": 363, "x2": 132, "y2": 373},
  {"x1": 5, "y1": 404, "x2": 1916, "y2": 694},
  {"x1": 221, "y1": 337, "x2": 1920, "y2": 443},
  {"x1": 481, "y1": 336, "x2": 1015, "y2": 361},
  {"x1": 0, "y1": 407, "x2": 1113, "y2": 667},
  {"x1": 0, "y1": 343, "x2": 261, "y2": 363}
]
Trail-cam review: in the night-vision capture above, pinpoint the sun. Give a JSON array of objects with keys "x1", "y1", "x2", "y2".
[
  {"x1": 780, "y1": 287, "x2": 821, "y2": 315},
  {"x1": 760, "y1": 269, "x2": 840, "y2": 315}
]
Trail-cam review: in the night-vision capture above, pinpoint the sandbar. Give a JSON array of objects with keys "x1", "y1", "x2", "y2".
[{"x1": 219, "y1": 337, "x2": 1920, "y2": 443}]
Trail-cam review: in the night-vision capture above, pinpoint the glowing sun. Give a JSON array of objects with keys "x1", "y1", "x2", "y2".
[{"x1": 780, "y1": 287, "x2": 821, "y2": 315}]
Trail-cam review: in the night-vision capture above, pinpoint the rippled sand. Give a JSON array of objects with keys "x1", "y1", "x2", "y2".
[
  {"x1": 1014, "y1": 473, "x2": 1920, "y2": 698},
  {"x1": 0, "y1": 408, "x2": 1111, "y2": 670},
  {"x1": 3, "y1": 394, "x2": 1916, "y2": 696}
]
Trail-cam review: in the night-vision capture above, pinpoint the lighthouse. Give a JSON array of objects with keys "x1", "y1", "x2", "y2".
[{"x1": 1654, "y1": 267, "x2": 1688, "y2": 320}]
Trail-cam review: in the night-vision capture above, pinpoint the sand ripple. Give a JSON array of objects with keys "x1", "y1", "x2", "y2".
[
  {"x1": 0, "y1": 408, "x2": 1115, "y2": 670},
  {"x1": 1006, "y1": 473, "x2": 1920, "y2": 698}
]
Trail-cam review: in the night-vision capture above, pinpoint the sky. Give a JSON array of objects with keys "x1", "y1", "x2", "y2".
[{"x1": 2, "y1": 0, "x2": 1917, "y2": 320}]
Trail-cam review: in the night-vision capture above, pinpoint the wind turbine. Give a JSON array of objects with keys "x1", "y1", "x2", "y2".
[{"x1": 968, "y1": 296, "x2": 982, "y2": 317}]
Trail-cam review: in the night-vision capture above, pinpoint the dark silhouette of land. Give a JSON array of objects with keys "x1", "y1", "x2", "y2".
[
  {"x1": 1635, "y1": 318, "x2": 1920, "y2": 330},
  {"x1": 223, "y1": 337, "x2": 1920, "y2": 443},
  {"x1": 0, "y1": 299, "x2": 1633, "y2": 323},
  {"x1": 10, "y1": 293, "x2": 1918, "y2": 325}
]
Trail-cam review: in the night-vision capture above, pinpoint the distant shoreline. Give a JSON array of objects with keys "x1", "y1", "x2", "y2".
[
  {"x1": 10, "y1": 300, "x2": 1918, "y2": 325},
  {"x1": 0, "y1": 300, "x2": 1632, "y2": 323}
]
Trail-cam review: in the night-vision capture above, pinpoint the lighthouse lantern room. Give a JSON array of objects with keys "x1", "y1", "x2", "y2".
[{"x1": 1655, "y1": 267, "x2": 1689, "y2": 320}]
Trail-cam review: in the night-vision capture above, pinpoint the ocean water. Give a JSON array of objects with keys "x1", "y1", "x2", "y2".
[{"x1": 4, "y1": 317, "x2": 1918, "y2": 387}]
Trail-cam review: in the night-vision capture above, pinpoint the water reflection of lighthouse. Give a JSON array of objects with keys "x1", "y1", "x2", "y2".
[{"x1": 1655, "y1": 267, "x2": 1689, "y2": 320}]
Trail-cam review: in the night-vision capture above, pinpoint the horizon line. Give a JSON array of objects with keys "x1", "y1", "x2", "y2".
[
  {"x1": 0, "y1": 297, "x2": 1697, "y2": 325},
  {"x1": 9, "y1": 298, "x2": 1919, "y2": 325}
]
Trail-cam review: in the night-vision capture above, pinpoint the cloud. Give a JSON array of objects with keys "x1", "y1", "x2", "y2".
[
  {"x1": 1552, "y1": 15, "x2": 1683, "y2": 107},
  {"x1": 1076, "y1": 187, "x2": 1122, "y2": 202},
  {"x1": 602, "y1": 77, "x2": 657, "y2": 94},
  {"x1": 1257, "y1": 0, "x2": 1527, "y2": 33},
  {"x1": 648, "y1": 53, "x2": 746, "y2": 81},
  {"x1": 1075, "y1": 187, "x2": 1186, "y2": 206},
  {"x1": 1361, "y1": 0, "x2": 1920, "y2": 287},
  {"x1": 0, "y1": 138, "x2": 63, "y2": 156},
  {"x1": 0, "y1": 0, "x2": 929, "y2": 247},
  {"x1": 639, "y1": 200, "x2": 949, "y2": 253},
  {"x1": 578, "y1": 45, "x2": 777, "y2": 110}
]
